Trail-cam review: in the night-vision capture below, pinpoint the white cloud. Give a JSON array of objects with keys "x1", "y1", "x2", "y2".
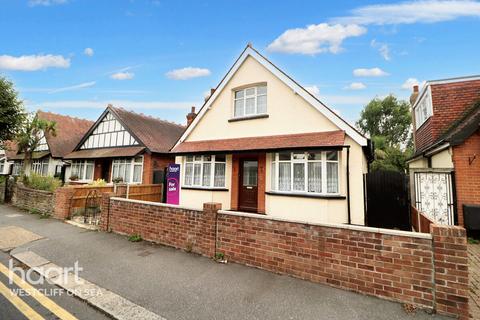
[
  {"x1": 84, "y1": 48, "x2": 94, "y2": 57},
  {"x1": 49, "y1": 81, "x2": 96, "y2": 93},
  {"x1": 267, "y1": 23, "x2": 366, "y2": 55},
  {"x1": 370, "y1": 39, "x2": 391, "y2": 61},
  {"x1": 27, "y1": 100, "x2": 200, "y2": 110},
  {"x1": 345, "y1": 82, "x2": 367, "y2": 90},
  {"x1": 353, "y1": 67, "x2": 389, "y2": 77},
  {"x1": 401, "y1": 78, "x2": 426, "y2": 90},
  {"x1": 305, "y1": 85, "x2": 320, "y2": 96},
  {"x1": 110, "y1": 72, "x2": 135, "y2": 80},
  {"x1": 0, "y1": 54, "x2": 70, "y2": 71},
  {"x1": 28, "y1": 0, "x2": 67, "y2": 6},
  {"x1": 334, "y1": 0, "x2": 480, "y2": 25},
  {"x1": 166, "y1": 67, "x2": 211, "y2": 80}
]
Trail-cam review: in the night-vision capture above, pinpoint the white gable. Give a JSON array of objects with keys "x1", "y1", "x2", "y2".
[
  {"x1": 35, "y1": 133, "x2": 49, "y2": 151},
  {"x1": 80, "y1": 111, "x2": 139, "y2": 149},
  {"x1": 174, "y1": 46, "x2": 367, "y2": 148}
]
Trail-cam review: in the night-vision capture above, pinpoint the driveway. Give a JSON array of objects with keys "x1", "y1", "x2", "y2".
[{"x1": 0, "y1": 204, "x2": 449, "y2": 320}]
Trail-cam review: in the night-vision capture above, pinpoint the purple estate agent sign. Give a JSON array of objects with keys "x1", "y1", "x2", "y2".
[{"x1": 166, "y1": 164, "x2": 180, "y2": 205}]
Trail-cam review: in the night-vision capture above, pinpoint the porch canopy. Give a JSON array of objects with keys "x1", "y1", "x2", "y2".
[
  {"x1": 172, "y1": 130, "x2": 345, "y2": 154},
  {"x1": 64, "y1": 146, "x2": 145, "y2": 159}
]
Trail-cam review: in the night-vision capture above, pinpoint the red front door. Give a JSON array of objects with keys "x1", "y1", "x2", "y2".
[{"x1": 239, "y1": 159, "x2": 258, "y2": 212}]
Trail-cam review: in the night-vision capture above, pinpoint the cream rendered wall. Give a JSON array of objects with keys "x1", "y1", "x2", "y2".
[
  {"x1": 175, "y1": 155, "x2": 232, "y2": 210},
  {"x1": 408, "y1": 158, "x2": 428, "y2": 169},
  {"x1": 431, "y1": 148, "x2": 454, "y2": 168},
  {"x1": 186, "y1": 56, "x2": 338, "y2": 142}
]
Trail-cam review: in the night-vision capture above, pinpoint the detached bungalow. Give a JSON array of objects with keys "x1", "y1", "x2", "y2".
[
  {"x1": 408, "y1": 75, "x2": 480, "y2": 229},
  {"x1": 64, "y1": 105, "x2": 185, "y2": 184},
  {"x1": 8, "y1": 111, "x2": 93, "y2": 178},
  {"x1": 172, "y1": 45, "x2": 371, "y2": 225}
]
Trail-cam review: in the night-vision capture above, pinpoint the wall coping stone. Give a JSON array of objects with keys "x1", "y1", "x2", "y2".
[
  {"x1": 218, "y1": 210, "x2": 433, "y2": 240},
  {"x1": 110, "y1": 197, "x2": 201, "y2": 212}
]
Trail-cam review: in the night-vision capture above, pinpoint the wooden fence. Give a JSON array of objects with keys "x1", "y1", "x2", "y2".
[
  {"x1": 411, "y1": 205, "x2": 434, "y2": 233},
  {"x1": 70, "y1": 184, "x2": 163, "y2": 213}
]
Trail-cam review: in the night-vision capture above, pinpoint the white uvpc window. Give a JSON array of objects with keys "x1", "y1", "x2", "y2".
[
  {"x1": 12, "y1": 162, "x2": 23, "y2": 176},
  {"x1": 414, "y1": 88, "x2": 433, "y2": 129},
  {"x1": 271, "y1": 151, "x2": 339, "y2": 195},
  {"x1": 183, "y1": 155, "x2": 226, "y2": 188},
  {"x1": 111, "y1": 156, "x2": 143, "y2": 183},
  {"x1": 70, "y1": 160, "x2": 94, "y2": 181},
  {"x1": 80, "y1": 112, "x2": 139, "y2": 149},
  {"x1": 31, "y1": 159, "x2": 49, "y2": 176},
  {"x1": 233, "y1": 85, "x2": 267, "y2": 118}
]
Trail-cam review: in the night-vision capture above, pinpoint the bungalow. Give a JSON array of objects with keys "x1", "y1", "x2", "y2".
[
  {"x1": 64, "y1": 105, "x2": 185, "y2": 184},
  {"x1": 7, "y1": 111, "x2": 93, "y2": 179},
  {"x1": 171, "y1": 45, "x2": 371, "y2": 225},
  {"x1": 407, "y1": 75, "x2": 480, "y2": 230}
]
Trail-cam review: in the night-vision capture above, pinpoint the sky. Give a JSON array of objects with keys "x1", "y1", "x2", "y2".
[{"x1": 0, "y1": 0, "x2": 479, "y2": 126}]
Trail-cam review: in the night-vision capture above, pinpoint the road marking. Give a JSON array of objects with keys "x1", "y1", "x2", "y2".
[
  {"x1": 0, "y1": 262, "x2": 78, "y2": 320},
  {"x1": 0, "y1": 281, "x2": 44, "y2": 320}
]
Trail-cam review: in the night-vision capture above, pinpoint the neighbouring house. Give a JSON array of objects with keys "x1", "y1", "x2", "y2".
[
  {"x1": 64, "y1": 105, "x2": 185, "y2": 184},
  {"x1": 171, "y1": 45, "x2": 372, "y2": 225},
  {"x1": 7, "y1": 111, "x2": 93, "y2": 179},
  {"x1": 0, "y1": 149, "x2": 12, "y2": 175},
  {"x1": 407, "y1": 75, "x2": 480, "y2": 230}
]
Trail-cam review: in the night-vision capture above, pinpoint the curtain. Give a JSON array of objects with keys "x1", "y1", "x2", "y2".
[
  {"x1": 202, "y1": 163, "x2": 211, "y2": 186},
  {"x1": 327, "y1": 162, "x2": 339, "y2": 193},
  {"x1": 214, "y1": 163, "x2": 226, "y2": 187},
  {"x1": 279, "y1": 162, "x2": 291, "y2": 191},
  {"x1": 184, "y1": 163, "x2": 193, "y2": 186},
  {"x1": 308, "y1": 162, "x2": 322, "y2": 193},
  {"x1": 293, "y1": 163, "x2": 305, "y2": 191}
]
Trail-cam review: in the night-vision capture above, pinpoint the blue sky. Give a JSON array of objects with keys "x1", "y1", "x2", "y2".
[{"x1": 1, "y1": 0, "x2": 479, "y2": 126}]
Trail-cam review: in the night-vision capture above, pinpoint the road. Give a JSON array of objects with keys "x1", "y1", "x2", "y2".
[{"x1": 0, "y1": 251, "x2": 108, "y2": 320}]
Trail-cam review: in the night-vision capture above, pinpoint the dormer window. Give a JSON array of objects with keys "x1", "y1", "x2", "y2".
[
  {"x1": 414, "y1": 88, "x2": 433, "y2": 129},
  {"x1": 233, "y1": 85, "x2": 267, "y2": 118}
]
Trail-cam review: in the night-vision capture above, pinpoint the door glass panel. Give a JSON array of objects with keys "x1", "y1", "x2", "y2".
[{"x1": 243, "y1": 161, "x2": 258, "y2": 187}]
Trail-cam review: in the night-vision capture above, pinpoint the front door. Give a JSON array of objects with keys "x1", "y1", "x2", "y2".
[{"x1": 239, "y1": 159, "x2": 258, "y2": 212}]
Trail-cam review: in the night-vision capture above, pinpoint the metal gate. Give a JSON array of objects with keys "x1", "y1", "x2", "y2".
[
  {"x1": 365, "y1": 171, "x2": 410, "y2": 230},
  {"x1": 83, "y1": 190, "x2": 101, "y2": 225},
  {"x1": 413, "y1": 171, "x2": 455, "y2": 225}
]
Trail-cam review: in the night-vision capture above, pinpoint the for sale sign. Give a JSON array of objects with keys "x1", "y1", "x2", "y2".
[{"x1": 166, "y1": 164, "x2": 180, "y2": 205}]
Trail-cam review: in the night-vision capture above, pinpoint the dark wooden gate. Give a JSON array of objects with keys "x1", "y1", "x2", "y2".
[{"x1": 365, "y1": 171, "x2": 410, "y2": 230}]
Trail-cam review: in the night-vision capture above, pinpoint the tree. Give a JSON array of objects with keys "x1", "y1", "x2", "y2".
[
  {"x1": 15, "y1": 114, "x2": 56, "y2": 174},
  {"x1": 356, "y1": 95, "x2": 413, "y2": 172},
  {"x1": 0, "y1": 76, "x2": 26, "y2": 147},
  {"x1": 356, "y1": 95, "x2": 412, "y2": 148}
]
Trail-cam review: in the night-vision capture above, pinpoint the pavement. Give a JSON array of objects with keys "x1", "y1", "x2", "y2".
[
  {"x1": 0, "y1": 204, "x2": 451, "y2": 320},
  {"x1": 469, "y1": 243, "x2": 480, "y2": 319}
]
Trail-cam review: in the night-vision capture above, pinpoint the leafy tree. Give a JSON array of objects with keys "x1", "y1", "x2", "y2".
[
  {"x1": 356, "y1": 95, "x2": 413, "y2": 172},
  {"x1": 356, "y1": 95, "x2": 412, "y2": 148},
  {"x1": 0, "y1": 76, "x2": 26, "y2": 147},
  {"x1": 15, "y1": 114, "x2": 56, "y2": 174}
]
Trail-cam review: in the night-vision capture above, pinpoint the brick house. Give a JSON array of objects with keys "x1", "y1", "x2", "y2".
[
  {"x1": 64, "y1": 105, "x2": 185, "y2": 185},
  {"x1": 171, "y1": 45, "x2": 372, "y2": 225},
  {"x1": 7, "y1": 111, "x2": 93, "y2": 179},
  {"x1": 408, "y1": 75, "x2": 480, "y2": 230}
]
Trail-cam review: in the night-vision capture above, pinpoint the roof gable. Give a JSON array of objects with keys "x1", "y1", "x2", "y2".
[{"x1": 173, "y1": 45, "x2": 367, "y2": 148}]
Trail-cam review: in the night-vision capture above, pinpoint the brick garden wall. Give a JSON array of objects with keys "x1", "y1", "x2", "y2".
[
  {"x1": 100, "y1": 196, "x2": 469, "y2": 318},
  {"x1": 11, "y1": 183, "x2": 55, "y2": 214},
  {"x1": 0, "y1": 181, "x2": 5, "y2": 203}
]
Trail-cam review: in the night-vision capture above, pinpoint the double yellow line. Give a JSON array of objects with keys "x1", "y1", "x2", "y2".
[{"x1": 0, "y1": 261, "x2": 78, "y2": 320}]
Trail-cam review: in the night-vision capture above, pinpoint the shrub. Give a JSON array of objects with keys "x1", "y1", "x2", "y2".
[
  {"x1": 89, "y1": 179, "x2": 107, "y2": 187},
  {"x1": 128, "y1": 234, "x2": 142, "y2": 242},
  {"x1": 24, "y1": 173, "x2": 62, "y2": 192},
  {"x1": 69, "y1": 174, "x2": 79, "y2": 181}
]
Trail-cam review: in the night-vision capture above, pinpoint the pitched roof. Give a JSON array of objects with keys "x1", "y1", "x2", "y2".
[
  {"x1": 172, "y1": 131, "x2": 345, "y2": 154},
  {"x1": 37, "y1": 111, "x2": 94, "y2": 158},
  {"x1": 173, "y1": 45, "x2": 368, "y2": 149},
  {"x1": 64, "y1": 146, "x2": 145, "y2": 159}
]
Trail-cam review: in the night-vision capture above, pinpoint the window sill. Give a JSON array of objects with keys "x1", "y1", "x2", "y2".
[
  {"x1": 265, "y1": 191, "x2": 346, "y2": 199},
  {"x1": 182, "y1": 186, "x2": 229, "y2": 191},
  {"x1": 228, "y1": 114, "x2": 269, "y2": 122}
]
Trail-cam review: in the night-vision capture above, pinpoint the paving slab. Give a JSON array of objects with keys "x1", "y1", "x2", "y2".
[
  {"x1": 13, "y1": 250, "x2": 49, "y2": 267},
  {"x1": 0, "y1": 226, "x2": 43, "y2": 251}
]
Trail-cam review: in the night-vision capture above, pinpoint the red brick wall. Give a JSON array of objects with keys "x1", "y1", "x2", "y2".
[
  {"x1": 142, "y1": 153, "x2": 174, "y2": 184},
  {"x1": 452, "y1": 130, "x2": 480, "y2": 227},
  {"x1": 415, "y1": 79, "x2": 480, "y2": 152},
  {"x1": 99, "y1": 197, "x2": 469, "y2": 318},
  {"x1": 53, "y1": 187, "x2": 76, "y2": 219}
]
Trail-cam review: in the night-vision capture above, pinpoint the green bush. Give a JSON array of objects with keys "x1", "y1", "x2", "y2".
[
  {"x1": 24, "y1": 173, "x2": 62, "y2": 192},
  {"x1": 128, "y1": 234, "x2": 142, "y2": 242}
]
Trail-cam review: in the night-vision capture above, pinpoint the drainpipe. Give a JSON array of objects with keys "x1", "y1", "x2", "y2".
[{"x1": 347, "y1": 147, "x2": 351, "y2": 225}]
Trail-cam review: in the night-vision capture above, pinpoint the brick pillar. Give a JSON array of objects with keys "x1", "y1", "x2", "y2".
[
  {"x1": 431, "y1": 224, "x2": 469, "y2": 319},
  {"x1": 53, "y1": 187, "x2": 75, "y2": 220},
  {"x1": 100, "y1": 192, "x2": 115, "y2": 231},
  {"x1": 203, "y1": 202, "x2": 221, "y2": 257},
  {"x1": 230, "y1": 155, "x2": 239, "y2": 211},
  {"x1": 257, "y1": 153, "x2": 266, "y2": 214}
]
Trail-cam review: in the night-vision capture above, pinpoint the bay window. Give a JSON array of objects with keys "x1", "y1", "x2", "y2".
[
  {"x1": 111, "y1": 157, "x2": 143, "y2": 183},
  {"x1": 184, "y1": 155, "x2": 226, "y2": 188},
  {"x1": 71, "y1": 160, "x2": 94, "y2": 181},
  {"x1": 271, "y1": 151, "x2": 339, "y2": 195},
  {"x1": 31, "y1": 159, "x2": 49, "y2": 176},
  {"x1": 234, "y1": 85, "x2": 267, "y2": 118}
]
